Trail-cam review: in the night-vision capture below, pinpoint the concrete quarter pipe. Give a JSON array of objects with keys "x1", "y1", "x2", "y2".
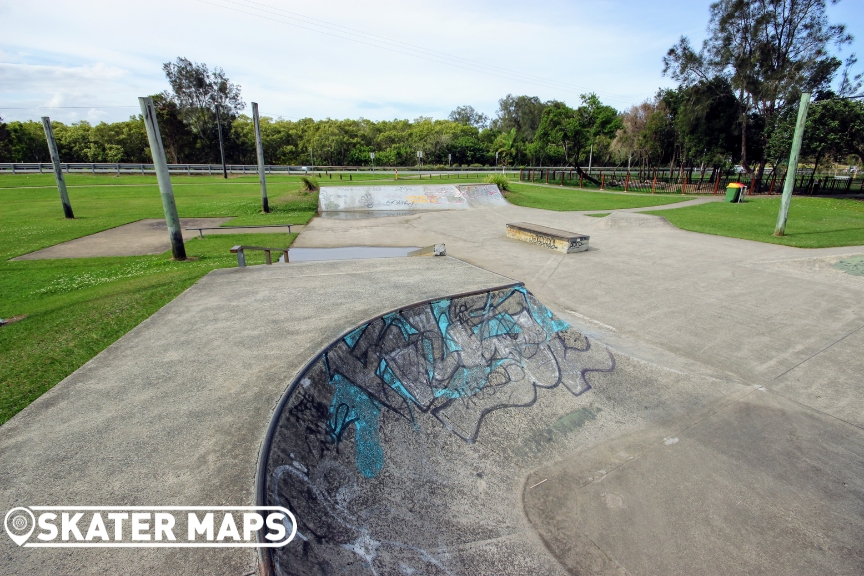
[
  {"x1": 257, "y1": 284, "x2": 615, "y2": 575},
  {"x1": 317, "y1": 184, "x2": 508, "y2": 213}
]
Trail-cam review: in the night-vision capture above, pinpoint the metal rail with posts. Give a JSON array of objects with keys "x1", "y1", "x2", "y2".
[
  {"x1": 230, "y1": 245, "x2": 290, "y2": 268},
  {"x1": 185, "y1": 224, "x2": 295, "y2": 239}
]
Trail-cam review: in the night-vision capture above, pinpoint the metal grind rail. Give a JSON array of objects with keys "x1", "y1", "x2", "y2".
[
  {"x1": 230, "y1": 245, "x2": 290, "y2": 267},
  {"x1": 185, "y1": 224, "x2": 296, "y2": 239}
]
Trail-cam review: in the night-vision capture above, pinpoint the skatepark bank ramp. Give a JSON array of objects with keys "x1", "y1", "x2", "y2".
[
  {"x1": 256, "y1": 284, "x2": 615, "y2": 575},
  {"x1": 318, "y1": 184, "x2": 508, "y2": 213}
]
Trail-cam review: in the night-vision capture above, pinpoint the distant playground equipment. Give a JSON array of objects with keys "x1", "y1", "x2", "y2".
[
  {"x1": 317, "y1": 184, "x2": 508, "y2": 213},
  {"x1": 506, "y1": 222, "x2": 590, "y2": 253}
]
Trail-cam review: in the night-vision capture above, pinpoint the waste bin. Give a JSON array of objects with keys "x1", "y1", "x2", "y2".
[{"x1": 725, "y1": 183, "x2": 745, "y2": 202}]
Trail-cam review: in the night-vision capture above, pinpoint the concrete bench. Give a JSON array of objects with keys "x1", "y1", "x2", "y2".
[{"x1": 506, "y1": 222, "x2": 590, "y2": 253}]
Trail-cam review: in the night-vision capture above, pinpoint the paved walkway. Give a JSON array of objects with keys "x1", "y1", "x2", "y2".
[{"x1": 12, "y1": 218, "x2": 302, "y2": 259}]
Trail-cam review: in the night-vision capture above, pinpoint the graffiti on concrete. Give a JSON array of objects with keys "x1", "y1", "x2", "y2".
[
  {"x1": 262, "y1": 286, "x2": 615, "y2": 574},
  {"x1": 456, "y1": 184, "x2": 508, "y2": 206}
]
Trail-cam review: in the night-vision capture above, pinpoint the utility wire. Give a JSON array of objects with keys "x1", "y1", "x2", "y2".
[
  {"x1": 196, "y1": 0, "x2": 638, "y2": 106},
  {"x1": 217, "y1": 0, "x2": 633, "y2": 102},
  {"x1": 0, "y1": 106, "x2": 139, "y2": 109}
]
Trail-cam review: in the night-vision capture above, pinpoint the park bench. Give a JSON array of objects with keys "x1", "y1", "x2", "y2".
[
  {"x1": 230, "y1": 245, "x2": 291, "y2": 267},
  {"x1": 184, "y1": 224, "x2": 295, "y2": 238},
  {"x1": 506, "y1": 222, "x2": 590, "y2": 253}
]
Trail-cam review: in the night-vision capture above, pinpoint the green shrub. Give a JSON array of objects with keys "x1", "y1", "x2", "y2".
[
  {"x1": 484, "y1": 173, "x2": 510, "y2": 191},
  {"x1": 300, "y1": 176, "x2": 319, "y2": 192}
]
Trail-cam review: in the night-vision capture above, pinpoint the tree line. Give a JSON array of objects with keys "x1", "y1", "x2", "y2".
[{"x1": 1, "y1": 1, "x2": 862, "y2": 179}]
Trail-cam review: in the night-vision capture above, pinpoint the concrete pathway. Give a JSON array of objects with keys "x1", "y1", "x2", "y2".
[{"x1": 12, "y1": 218, "x2": 302, "y2": 259}]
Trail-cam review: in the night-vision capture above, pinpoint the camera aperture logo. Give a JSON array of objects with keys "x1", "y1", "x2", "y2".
[{"x1": 4, "y1": 506, "x2": 296, "y2": 548}]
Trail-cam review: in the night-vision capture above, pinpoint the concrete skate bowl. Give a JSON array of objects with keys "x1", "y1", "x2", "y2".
[
  {"x1": 256, "y1": 284, "x2": 616, "y2": 575},
  {"x1": 317, "y1": 184, "x2": 508, "y2": 214}
]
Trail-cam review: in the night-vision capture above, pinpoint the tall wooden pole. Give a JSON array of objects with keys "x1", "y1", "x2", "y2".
[
  {"x1": 41, "y1": 117, "x2": 74, "y2": 219},
  {"x1": 774, "y1": 92, "x2": 811, "y2": 237},
  {"x1": 252, "y1": 102, "x2": 269, "y2": 213},
  {"x1": 139, "y1": 97, "x2": 186, "y2": 260},
  {"x1": 215, "y1": 104, "x2": 228, "y2": 179}
]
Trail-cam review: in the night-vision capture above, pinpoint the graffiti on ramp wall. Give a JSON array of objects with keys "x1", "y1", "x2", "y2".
[{"x1": 261, "y1": 285, "x2": 615, "y2": 574}]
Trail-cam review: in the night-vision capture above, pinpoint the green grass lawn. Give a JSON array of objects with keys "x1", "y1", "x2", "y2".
[
  {"x1": 503, "y1": 182, "x2": 691, "y2": 211},
  {"x1": 0, "y1": 173, "x2": 314, "y2": 425},
  {"x1": 644, "y1": 196, "x2": 864, "y2": 248}
]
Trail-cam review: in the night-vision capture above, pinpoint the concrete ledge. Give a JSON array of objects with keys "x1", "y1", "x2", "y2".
[{"x1": 506, "y1": 222, "x2": 590, "y2": 253}]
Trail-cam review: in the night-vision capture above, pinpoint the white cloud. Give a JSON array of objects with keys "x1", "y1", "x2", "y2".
[{"x1": 3, "y1": 0, "x2": 856, "y2": 124}]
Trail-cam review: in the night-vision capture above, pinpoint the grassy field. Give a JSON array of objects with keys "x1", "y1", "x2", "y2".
[
  {"x1": 0, "y1": 174, "x2": 315, "y2": 425},
  {"x1": 504, "y1": 182, "x2": 691, "y2": 211},
  {"x1": 644, "y1": 196, "x2": 864, "y2": 248}
]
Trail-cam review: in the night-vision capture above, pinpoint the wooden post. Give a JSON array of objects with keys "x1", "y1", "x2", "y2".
[
  {"x1": 41, "y1": 117, "x2": 74, "y2": 219},
  {"x1": 545, "y1": 170, "x2": 549, "y2": 184},
  {"x1": 139, "y1": 97, "x2": 186, "y2": 260},
  {"x1": 264, "y1": 250, "x2": 272, "y2": 265},
  {"x1": 681, "y1": 176, "x2": 687, "y2": 195},
  {"x1": 282, "y1": 250, "x2": 289, "y2": 263},
  {"x1": 252, "y1": 103, "x2": 270, "y2": 213},
  {"x1": 769, "y1": 175, "x2": 776, "y2": 194},
  {"x1": 560, "y1": 171, "x2": 564, "y2": 186},
  {"x1": 600, "y1": 172, "x2": 605, "y2": 189},
  {"x1": 652, "y1": 176, "x2": 657, "y2": 194},
  {"x1": 775, "y1": 93, "x2": 811, "y2": 237},
  {"x1": 579, "y1": 173, "x2": 583, "y2": 188},
  {"x1": 713, "y1": 173, "x2": 720, "y2": 195},
  {"x1": 624, "y1": 172, "x2": 630, "y2": 192}
]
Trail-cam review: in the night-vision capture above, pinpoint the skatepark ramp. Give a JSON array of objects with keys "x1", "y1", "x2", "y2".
[
  {"x1": 318, "y1": 184, "x2": 508, "y2": 213},
  {"x1": 256, "y1": 284, "x2": 615, "y2": 575}
]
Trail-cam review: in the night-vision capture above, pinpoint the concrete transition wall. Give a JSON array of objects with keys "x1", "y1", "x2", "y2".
[
  {"x1": 455, "y1": 183, "x2": 509, "y2": 206},
  {"x1": 318, "y1": 184, "x2": 507, "y2": 212},
  {"x1": 258, "y1": 285, "x2": 615, "y2": 575}
]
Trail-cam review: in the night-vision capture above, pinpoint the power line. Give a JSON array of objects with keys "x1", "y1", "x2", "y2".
[
  {"x1": 195, "y1": 0, "x2": 639, "y2": 106},
  {"x1": 0, "y1": 106, "x2": 139, "y2": 109},
  {"x1": 221, "y1": 0, "x2": 633, "y2": 103}
]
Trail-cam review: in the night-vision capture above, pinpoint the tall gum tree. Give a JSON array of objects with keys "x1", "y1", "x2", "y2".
[{"x1": 663, "y1": 0, "x2": 851, "y2": 183}]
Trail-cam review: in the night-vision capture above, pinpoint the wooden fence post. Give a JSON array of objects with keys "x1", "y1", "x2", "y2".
[
  {"x1": 600, "y1": 172, "x2": 605, "y2": 190},
  {"x1": 252, "y1": 102, "x2": 270, "y2": 213},
  {"x1": 41, "y1": 117, "x2": 74, "y2": 219},
  {"x1": 652, "y1": 176, "x2": 657, "y2": 194},
  {"x1": 139, "y1": 97, "x2": 186, "y2": 260},
  {"x1": 624, "y1": 172, "x2": 630, "y2": 192},
  {"x1": 579, "y1": 173, "x2": 583, "y2": 188}
]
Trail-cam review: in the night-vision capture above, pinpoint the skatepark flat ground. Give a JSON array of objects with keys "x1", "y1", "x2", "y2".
[{"x1": 0, "y1": 198, "x2": 862, "y2": 574}]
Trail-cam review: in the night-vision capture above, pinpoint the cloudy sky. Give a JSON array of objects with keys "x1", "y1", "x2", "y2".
[{"x1": 1, "y1": 0, "x2": 860, "y2": 124}]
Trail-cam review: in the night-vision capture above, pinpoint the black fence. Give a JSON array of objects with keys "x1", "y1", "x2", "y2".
[{"x1": 518, "y1": 167, "x2": 864, "y2": 196}]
